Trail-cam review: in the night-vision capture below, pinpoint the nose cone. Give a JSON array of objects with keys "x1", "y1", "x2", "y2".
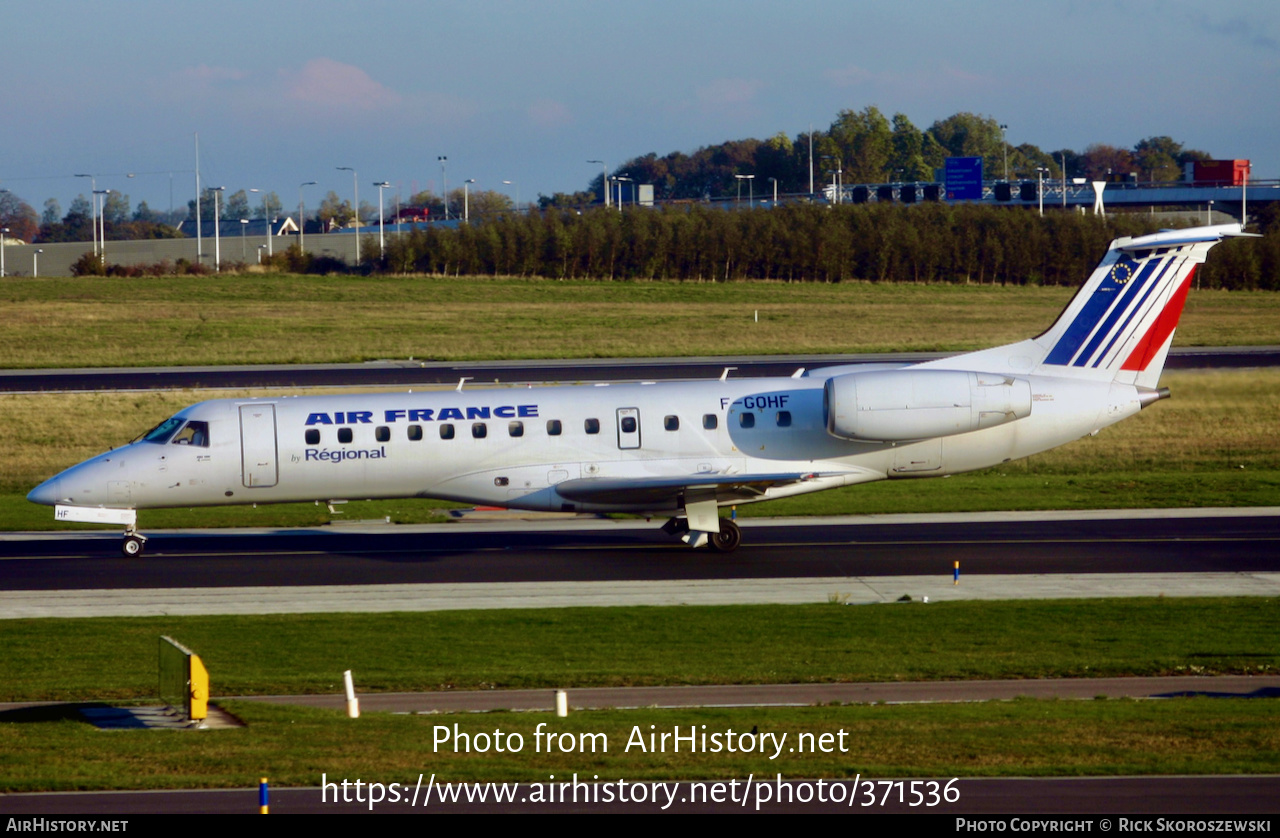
[{"x1": 27, "y1": 476, "x2": 63, "y2": 507}]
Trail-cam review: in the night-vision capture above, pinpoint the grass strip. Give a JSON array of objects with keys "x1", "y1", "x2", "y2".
[
  {"x1": 0, "y1": 277, "x2": 1275, "y2": 368},
  {"x1": 2, "y1": 699, "x2": 1277, "y2": 792},
  {"x1": 2, "y1": 599, "x2": 1275, "y2": 702}
]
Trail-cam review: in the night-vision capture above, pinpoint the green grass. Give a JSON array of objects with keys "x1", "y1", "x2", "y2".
[
  {"x1": 2, "y1": 600, "x2": 1274, "y2": 702},
  {"x1": 2, "y1": 700, "x2": 1277, "y2": 792},
  {"x1": 0, "y1": 276, "x2": 1275, "y2": 368},
  {"x1": 1, "y1": 599, "x2": 1277, "y2": 792}
]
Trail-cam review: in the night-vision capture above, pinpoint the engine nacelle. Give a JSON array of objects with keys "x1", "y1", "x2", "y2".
[{"x1": 824, "y1": 369, "x2": 1032, "y2": 442}]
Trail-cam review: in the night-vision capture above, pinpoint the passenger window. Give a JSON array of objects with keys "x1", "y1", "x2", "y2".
[
  {"x1": 375, "y1": 426, "x2": 390, "y2": 442},
  {"x1": 338, "y1": 427, "x2": 353, "y2": 444},
  {"x1": 407, "y1": 424, "x2": 423, "y2": 441},
  {"x1": 171, "y1": 420, "x2": 210, "y2": 447},
  {"x1": 472, "y1": 422, "x2": 487, "y2": 439},
  {"x1": 776, "y1": 411, "x2": 792, "y2": 427},
  {"x1": 305, "y1": 429, "x2": 320, "y2": 445},
  {"x1": 509, "y1": 421, "x2": 524, "y2": 437},
  {"x1": 440, "y1": 423, "x2": 455, "y2": 440},
  {"x1": 703, "y1": 414, "x2": 718, "y2": 430},
  {"x1": 585, "y1": 418, "x2": 600, "y2": 434},
  {"x1": 547, "y1": 419, "x2": 562, "y2": 436},
  {"x1": 621, "y1": 416, "x2": 637, "y2": 433},
  {"x1": 739, "y1": 412, "x2": 755, "y2": 429},
  {"x1": 664, "y1": 415, "x2": 679, "y2": 431}
]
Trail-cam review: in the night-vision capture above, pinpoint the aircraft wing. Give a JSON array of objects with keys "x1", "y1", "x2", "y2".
[{"x1": 555, "y1": 471, "x2": 832, "y2": 506}]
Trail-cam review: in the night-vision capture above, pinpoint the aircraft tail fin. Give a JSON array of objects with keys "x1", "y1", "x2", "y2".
[
  {"x1": 916, "y1": 224, "x2": 1248, "y2": 388},
  {"x1": 1032, "y1": 223, "x2": 1246, "y2": 387}
]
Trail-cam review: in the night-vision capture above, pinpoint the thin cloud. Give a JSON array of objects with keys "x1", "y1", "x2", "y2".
[
  {"x1": 696, "y1": 78, "x2": 763, "y2": 107},
  {"x1": 278, "y1": 58, "x2": 401, "y2": 110},
  {"x1": 528, "y1": 99, "x2": 573, "y2": 129}
]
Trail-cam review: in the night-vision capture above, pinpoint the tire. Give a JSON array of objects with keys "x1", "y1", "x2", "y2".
[
  {"x1": 707, "y1": 519, "x2": 742, "y2": 553},
  {"x1": 121, "y1": 536, "x2": 145, "y2": 557}
]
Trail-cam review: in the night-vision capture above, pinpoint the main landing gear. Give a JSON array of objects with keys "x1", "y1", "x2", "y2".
[
  {"x1": 662, "y1": 517, "x2": 742, "y2": 553},
  {"x1": 121, "y1": 527, "x2": 148, "y2": 557}
]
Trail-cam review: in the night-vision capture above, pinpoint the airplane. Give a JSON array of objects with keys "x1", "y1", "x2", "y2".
[{"x1": 28, "y1": 223, "x2": 1251, "y2": 557}]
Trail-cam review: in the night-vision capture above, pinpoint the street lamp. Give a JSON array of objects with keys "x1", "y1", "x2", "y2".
[
  {"x1": 502, "y1": 180, "x2": 518, "y2": 214},
  {"x1": 1035, "y1": 166, "x2": 1050, "y2": 216},
  {"x1": 337, "y1": 167, "x2": 359, "y2": 263},
  {"x1": 299, "y1": 181, "x2": 317, "y2": 255},
  {"x1": 463, "y1": 179, "x2": 476, "y2": 221},
  {"x1": 612, "y1": 176, "x2": 632, "y2": 210},
  {"x1": 93, "y1": 189, "x2": 111, "y2": 267},
  {"x1": 240, "y1": 218, "x2": 249, "y2": 260},
  {"x1": 374, "y1": 181, "x2": 391, "y2": 257},
  {"x1": 437, "y1": 156, "x2": 448, "y2": 220},
  {"x1": 208, "y1": 186, "x2": 225, "y2": 271},
  {"x1": 735, "y1": 174, "x2": 755, "y2": 208},
  {"x1": 0, "y1": 226, "x2": 8, "y2": 277},
  {"x1": 999, "y1": 123, "x2": 1009, "y2": 181},
  {"x1": 33, "y1": 249, "x2": 42, "y2": 278},
  {"x1": 768, "y1": 177, "x2": 778, "y2": 206},
  {"x1": 588, "y1": 160, "x2": 608, "y2": 207}
]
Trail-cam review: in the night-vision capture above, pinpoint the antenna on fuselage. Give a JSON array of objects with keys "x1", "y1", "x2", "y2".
[
  {"x1": 719, "y1": 367, "x2": 736, "y2": 382},
  {"x1": 456, "y1": 377, "x2": 472, "y2": 392}
]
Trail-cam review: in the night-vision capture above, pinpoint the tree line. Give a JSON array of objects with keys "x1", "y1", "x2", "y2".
[
  {"x1": 365, "y1": 203, "x2": 1278, "y2": 290},
  {"x1": 539, "y1": 109, "x2": 1215, "y2": 207}
]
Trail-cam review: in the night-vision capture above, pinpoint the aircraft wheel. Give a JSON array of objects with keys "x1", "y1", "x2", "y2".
[
  {"x1": 707, "y1": 519, "x2": 742, "y2": 553},
  {"x1": 121, "y1": 535, "x2": 145, "y2": 557}
]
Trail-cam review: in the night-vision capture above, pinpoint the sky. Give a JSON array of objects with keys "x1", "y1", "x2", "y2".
[{"x1": 2, "y1": 0, "x2": 1277, "y2": 217}]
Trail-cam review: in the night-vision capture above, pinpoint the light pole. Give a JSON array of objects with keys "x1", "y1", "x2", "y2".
[
  {"x1": 374, "y1": 181, "x2": 391, "y2": 257},
  {"x1": 33, "y1": 249, "x2": 42, "y2": 278},
  {"x1": 93, "y1": 189, "x2": 110, "y2": 267},
  {"x1": 613, "y1": 176, "x2": 631, "y2": 210},
  {"x1": 437, "y1": 156, "x2": 448, "y2": 220},
  {"x1": 208, "y1": 186, "x2": 225, "y2": 271},
  {"x1": 1036, "y1": 166, "x2": 1049, "y2": 217},
  {"x1": 999, "y1": 123, "x2": 1009, "y2": 181},
  {"x1": 299, "y1": 181, "x2": 316, "y2": 255},
  {"x1": 768, "y1": 177, "x2": 778, "y2": 206},
  {"x1": 463, "y1": 179, "x2": 476, "y2": 220},
  {"x1": 502, "y1": 180, "x2": 518, "y2": 214},
  {"x1": 735, "y1": 174, "x2": 755, "y2": 208},
  {"x1": 0, "y1": 226, "x2": 7, "y2": 278},
  {"x1": 1061, "y1": 152, "x2": 1068, "y2": 209},
  {"x1": 240, "y1": 218, "x2": 249, "y2": 260},
  {"x1": 337, "y1": 167, "x2": 359, "y2": 263},
  {"x1": 588, "y1": 160, "x2": 608, "y2": 207}
]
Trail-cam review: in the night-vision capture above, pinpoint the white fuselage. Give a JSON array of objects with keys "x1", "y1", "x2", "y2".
[{"x1": 30, "y1": 368, "x2": 1143, "y2": 515}]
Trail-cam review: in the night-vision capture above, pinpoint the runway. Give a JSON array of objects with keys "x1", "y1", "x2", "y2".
[{"x1": 2, "y1": 508, "x2": 1278, "y2": 617}]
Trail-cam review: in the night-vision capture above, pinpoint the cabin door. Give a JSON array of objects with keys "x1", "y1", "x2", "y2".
[
  {"x1": 239, "y1": 404, "x2": 279, "y2": 488},
  {"x1": 616, "y1": 407, "x2": 641, "y2": 450}
]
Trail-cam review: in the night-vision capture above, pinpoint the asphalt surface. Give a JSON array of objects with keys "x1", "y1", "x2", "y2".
[
  {"x1": 2, "y1": 346, "x2": 1277, "y2": 393},
  {"x1": 3, "y1": 508, "x2": 1277, "y2": 592}
]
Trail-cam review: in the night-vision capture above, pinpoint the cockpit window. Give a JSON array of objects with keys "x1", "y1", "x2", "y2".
[
  {"x1": 141, "y1": 416, "x2": 186, "y2": 444},
  {"x1": 171, "y1": 420, "x2": 209, "y2": 448}
]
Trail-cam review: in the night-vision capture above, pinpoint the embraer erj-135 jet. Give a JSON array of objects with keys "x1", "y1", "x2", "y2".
[{"x1": 30, "y1": 224, "x2": 1249, "y2": 556}]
